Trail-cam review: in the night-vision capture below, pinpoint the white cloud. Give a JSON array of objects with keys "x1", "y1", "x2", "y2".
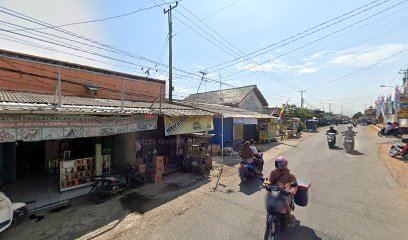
[
  {"x1": 0, "y1": 0, "x2": 114, "y2": 69},
  {"x1": 236, "y1": 58, "x2": 318, "y2": 74},
  {"x1": 330, "y1": 44, "x2": 407, "y2": 67}
]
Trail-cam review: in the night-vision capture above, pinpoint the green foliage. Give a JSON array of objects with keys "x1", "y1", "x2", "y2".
[
  {"x1": 352, "y1": 112, "x2": 363, "y2": 119},
  {"x1": 285, "y1": 104, "x2": 314, "y2": 121}
]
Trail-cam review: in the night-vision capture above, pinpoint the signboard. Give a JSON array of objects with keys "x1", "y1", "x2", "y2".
[
  {"x1": 0, "y1": 114, "x2": 157, "y2": 142},
  {"x1": 398, "y1": 95, "x2": 408, "y2": 118},
  {"x1": 164, "y1": 115, "x2": 214, "y2": 136}
]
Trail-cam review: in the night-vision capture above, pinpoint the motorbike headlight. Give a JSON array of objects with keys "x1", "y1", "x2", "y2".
[{"x1": 271, "y1": 190, "x2": 280, "y2": 197}]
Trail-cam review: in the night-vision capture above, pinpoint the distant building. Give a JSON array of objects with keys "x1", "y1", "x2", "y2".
[{"x1": 183, "y1": 85, "x2": 268, "y2": 113}]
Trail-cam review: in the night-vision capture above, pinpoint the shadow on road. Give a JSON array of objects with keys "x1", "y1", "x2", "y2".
[
  {"x1": 330, "y1": 146, "x2": 343, "y2": 150},
  {"x1": 239, "y1": 178, "x2": 263, "y2": 195},
  {"x1": 278, "y1": 220, "x2": 322, "y2": 240},
  {"x1": 347, "y1": 150, "x2": 365, "y2": 156}
]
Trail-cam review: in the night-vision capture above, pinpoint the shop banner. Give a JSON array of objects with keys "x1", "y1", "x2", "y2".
[
  {"x1": 233, "y1": 118, "x2": 258, "y2": 125},
  {"x1": 0, "y1": 114, "x2": 157, "y2": 142},
  {"x1": 164, "y1": 115, "x2": 214, "y2": 136}
]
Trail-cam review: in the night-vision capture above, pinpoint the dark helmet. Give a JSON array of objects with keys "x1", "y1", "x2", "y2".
[
  {"x1": 249, "y1": 139, "x2": 255, "y2": 145},
  {"x1": 330, "y1": 126, "x2": 334, "y2": 130}
]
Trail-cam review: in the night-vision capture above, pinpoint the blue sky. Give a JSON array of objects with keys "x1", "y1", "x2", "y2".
[{"x1": 1, "y1": 0, "x2": 408, "y2": 115}]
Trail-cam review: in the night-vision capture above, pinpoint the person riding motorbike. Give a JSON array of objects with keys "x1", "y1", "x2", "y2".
[
  {"x1": 343, "y1": 125, "x2": 357, "y2": 137},
  {"x1": 326, "y1": 126, "x2": 338, "y2": 134},
  {"x1": 239, "y1": 141, "x2": 261, "y2": 175},
  {"x1": 384, "y1": 122, "x2": 393, "y2": 134},
  {"x1": 249, "y1": 139, "x2": 264, "y2": 172},
  {"x1": 265, "y1": 156, "x2": 298, "y2": 227}
]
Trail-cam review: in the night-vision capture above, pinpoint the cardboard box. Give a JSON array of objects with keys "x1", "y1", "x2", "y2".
[
  {"x1": 153, "y1": 155, "x2": 164, "y2": 166},
  {"x1": 154, "y1": 163, "x2": 165, "y2": 174},
  {"x1": 151, "y1": 173, "x2": 162, "y2": 183},
  {"x1": 138, "y1": 164, "x2": 146, "y2": 173}
]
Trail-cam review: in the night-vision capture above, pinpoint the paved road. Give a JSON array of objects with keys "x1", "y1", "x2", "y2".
[{"x1": 126, "y1": 125, "x2": 408, "y2": 240}]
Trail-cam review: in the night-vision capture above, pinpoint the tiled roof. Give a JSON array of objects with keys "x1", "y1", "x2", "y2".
[
  {"x1": 178, "y1": 101, "x2": 274, "y2": 119},
  {"x1": 0, "y1": 90, "x2": 211, "y2": 116},
  {"x1": 183, "y1": 85, "x2": 268, "y2": 107}
]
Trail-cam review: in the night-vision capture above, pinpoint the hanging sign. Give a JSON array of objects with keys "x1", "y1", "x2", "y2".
[
  {"x1": 164, "y1": 115, "x2": 214, "y2": 136},
  {"x1": 0, "y1": 114, "x2": 158, "y2": 142}
]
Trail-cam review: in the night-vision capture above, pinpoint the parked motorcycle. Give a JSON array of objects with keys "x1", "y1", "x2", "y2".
[
  {"x1": 326, "y1": 132, "x2": 337, "y2": 149},
  {"x1": 342, "y1": 132, "x2": 357, "y2": 153},
  {"x1": 89, "y1": 165, "x2": 145, "y2": 203},
  {"x1": 0, "y1": 192, "x2": 28, "y2": 232},
  {"x1": 389, "y1": 138, "x2": 408, "y2": 160},
  {"x1": 378, "y1": 127, "x2": 402, "y2": 138},
  {"x1": 239, "y1": 150, "x2": 264, "y2": 184}
]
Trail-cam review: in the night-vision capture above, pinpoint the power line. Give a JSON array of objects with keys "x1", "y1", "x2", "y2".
[
  {"x1": 9, "y1": 1, "x2": 179, "y2": 31},
  {"x1": 0, "y1": 6, "x2": 219, "y2": 82},
  {"x1": 203, "y1": 0, "x2": 395, "y2": 73},
  {"x1": 220, "y1": 0, "x2": 408, "y2": 79},
  {"x1": 307, "y1": 47, "x2": 408, "y2": 89}
]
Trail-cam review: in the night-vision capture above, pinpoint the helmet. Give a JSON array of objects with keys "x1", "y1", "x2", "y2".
[
  {"x1": 330, "y1": 126, "x2": 334, "y2": 130},
  {"x1": 275, "y1": 156, "x2": 288, "y2": 169},
  {"x1": 347, "y1": 125, "x2": 353, "y2": 129}
]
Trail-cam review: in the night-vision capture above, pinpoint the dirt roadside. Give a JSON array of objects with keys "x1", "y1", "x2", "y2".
[{"x1": 369, "y1": 125, "x2": 408, "y2": 200}]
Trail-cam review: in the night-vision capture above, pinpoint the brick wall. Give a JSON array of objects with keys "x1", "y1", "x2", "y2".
[{"x1": 0, "y1": 52, "x2": 165, "y2": 102}]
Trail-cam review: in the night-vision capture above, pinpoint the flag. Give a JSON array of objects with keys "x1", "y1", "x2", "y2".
[{"x1": 279, "y1": 99, "x2": 290, "y2": 120}]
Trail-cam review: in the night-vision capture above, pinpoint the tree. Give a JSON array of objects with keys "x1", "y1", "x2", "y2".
[{"x1": 352, "y1": 112, "x2": 363, "y2": 119}]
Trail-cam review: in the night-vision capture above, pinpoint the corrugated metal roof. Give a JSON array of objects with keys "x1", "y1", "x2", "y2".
[
  {"x1": 0, "y1": 90, "x2": 211, "y2": 116},
  {"x1": 178, "y1": 101, "x2": 274, "y2": 119},
  {"x1": 183, "y1": 85, "x2": 268, "y2": 107}
]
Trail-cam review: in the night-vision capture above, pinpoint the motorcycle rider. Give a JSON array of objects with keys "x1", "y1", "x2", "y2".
[
  {"x1": 326, "y1": 126, "x2": 339, "y2": 143},
  {"x1": 239, "y1": 141, "x2": 262, "y2": 175},
  {"x1": 249, "y1": 139, "x2": 264, "y2": 172},
  {"x1": 384, "y1": 122, "x2": 393, "y2": 135},
  {"x1": 265, "y1": 156, "x2": 298, "y2": 227},
  {"x1": 343, "y1": 125, "x2": 357, "y2": 137}
]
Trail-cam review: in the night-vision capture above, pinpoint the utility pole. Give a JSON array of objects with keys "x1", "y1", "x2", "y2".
[
  {"x1": 299, "y1": 90, "x2": 306, "y2": 108},
  {"x1": 341, "y1": 106, "x2": 344, "y2": 116},
  {"x1": 328, "y1": 103, "x2": 332, "y2": 114},
  {"x1": 399, "y1": 68, "x2": 408, "y2": 94},
  {"x1": 164, "y1": 1, "x2": 178, "y2": 102}
]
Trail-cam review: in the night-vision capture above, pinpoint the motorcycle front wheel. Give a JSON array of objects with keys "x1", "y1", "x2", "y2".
[
  {"x1": 395, "y1": 132, "x2": 403, "y2": 138},
  {"x1": 11, "y1": 206, "x2": 28, "y2": 227},
  {"x1": 91, "y1": 186, "x2": 108, "y2": 204},
  {"x1": 264, "y1": 214, "x2": 278, "y2": 240},
  {"x1": 378, "y1": 131, "x2": 383, "y2": 137}
]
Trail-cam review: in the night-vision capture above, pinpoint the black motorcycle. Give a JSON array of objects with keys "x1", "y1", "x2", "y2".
[
  {"x1": 89, "y1": 165, "x2": 145, "y2": 203},
  {"x1": 326, "y1": 132, "x2": 337, "y2": 149},
  {"x1": 378, "y1": 127, "x2": 402, "y2": 138},
  {"x1": 263, "y1": 184, "x2": 296, "y2": 240}
]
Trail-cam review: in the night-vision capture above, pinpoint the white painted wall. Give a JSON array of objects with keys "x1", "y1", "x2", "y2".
[{"x1": 238, "y1": 91, "x2": 264, "y2": 112}]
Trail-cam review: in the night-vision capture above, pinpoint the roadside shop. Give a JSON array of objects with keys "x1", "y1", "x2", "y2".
[{"x1": 0, "y1": 114, "x2": 158, "y2": 210}]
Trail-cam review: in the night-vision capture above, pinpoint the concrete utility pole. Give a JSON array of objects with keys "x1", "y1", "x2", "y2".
[
  {"x1": 299, "y1": 90, "x2": 306, "y2": 108},
  {"x1": 399, "y1": 68, "x2": 408, "y2": 94},
  {"x1": 328, "y1": 103, "x2": 332, "y2": 114},
  {"x1": 164, "y1": 1, "x2": 178, "y2": 102}
]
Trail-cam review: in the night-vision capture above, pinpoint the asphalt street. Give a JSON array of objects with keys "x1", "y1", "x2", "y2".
[{"x1": 125, "y1": 125, "x2": 408, "y2": 240}]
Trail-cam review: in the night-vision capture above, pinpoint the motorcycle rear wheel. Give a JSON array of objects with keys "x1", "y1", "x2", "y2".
[
  {"x1": 378, "y1": 131, "x2": 383, "y2": 137},
  {"x1": 395, "y1": 132, "x2": 402, "y2": 138}
]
